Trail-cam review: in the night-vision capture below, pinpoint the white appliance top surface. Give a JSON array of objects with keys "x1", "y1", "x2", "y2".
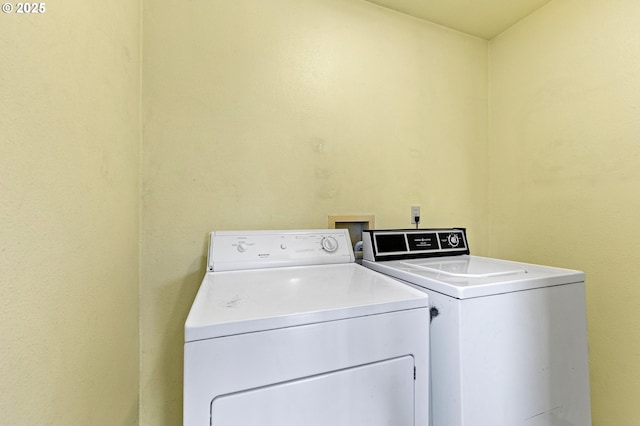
[
  {"x1": 363, "y1": 255, "x2": 584, "y2": 299},
  {"x1": 185, "y1": 263, "x2": 428, "y2": 342}
]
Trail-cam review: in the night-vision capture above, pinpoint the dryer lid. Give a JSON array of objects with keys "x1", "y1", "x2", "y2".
[{"x1": 185, "y1": 263, "x2": 428, "y2": 342}]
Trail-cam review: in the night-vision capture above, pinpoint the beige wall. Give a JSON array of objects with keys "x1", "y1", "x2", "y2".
[
  {"x1": 0, "y1": 1, "x2": 140, "y2": 425},
  {"x1": 490, "y1": 1, "x2": 640, "y2": 424},
  {"x1": 7, "y1": 0, "x2": 639, "y2": 424},
  {"x1": 141, "y1": 0, "x2": 488, "y2": 423}
]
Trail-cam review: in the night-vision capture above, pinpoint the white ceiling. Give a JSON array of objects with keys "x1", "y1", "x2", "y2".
[{"x1": 364, "y1": 0, "x2": 553, "y2": 39}]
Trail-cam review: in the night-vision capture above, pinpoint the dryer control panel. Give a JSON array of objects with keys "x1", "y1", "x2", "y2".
[
  {"x1": 208, "y1": 229, "x2": 355, "y2": 272},
  {"x1": 363, "y1": 228, "x2": 469, "y2": 262}
]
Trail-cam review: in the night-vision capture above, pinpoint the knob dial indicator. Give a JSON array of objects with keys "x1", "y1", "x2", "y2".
[{"x1": 321, "y1": 236, "x2": 339, "y2": 253}]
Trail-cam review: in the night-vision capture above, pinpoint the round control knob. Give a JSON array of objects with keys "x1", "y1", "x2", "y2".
[
  {"x1": 237, "y1": 242, "x2": 247, "y2": 252},
  {"x1": 447, "y1": 234, "x2": 459, "y2": 247},
  {"x1": 321, "y1": 236, "x2": 339, "y2": 253}
]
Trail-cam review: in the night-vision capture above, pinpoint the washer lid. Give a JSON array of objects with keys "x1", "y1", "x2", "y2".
[
  {"x1": 363, "y1": 255, "x2": 585, "y2": 299},
  {"x1": 402, "y1": 257, "x2": 527, "y2": 278},
  {"x1": 185, "y1": 263, "x2": 428, "y2": 342}
]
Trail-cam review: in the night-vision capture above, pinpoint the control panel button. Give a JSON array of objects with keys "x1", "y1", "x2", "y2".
[
  {"x1": 448, "y1": 234, "x2": 460, "y2": 247},
  {"x1": 237, "y1": 242, "x2": 247, "y2": 253},
  {"x1": 321, "y1": 236, "x2": 339, "y2": 253}
]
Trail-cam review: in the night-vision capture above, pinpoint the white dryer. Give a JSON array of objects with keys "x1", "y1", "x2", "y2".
[
  {"x1": 184, "y1": 229, "x2": 430, "y2": 426},
  {"x1": 362, "y1": 228, "x2": 591, "y2": 426}
]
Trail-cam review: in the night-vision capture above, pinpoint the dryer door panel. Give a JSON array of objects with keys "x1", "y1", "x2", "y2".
[{"x1": 211, "y1": 356, "x2": 415, "y2": 426}]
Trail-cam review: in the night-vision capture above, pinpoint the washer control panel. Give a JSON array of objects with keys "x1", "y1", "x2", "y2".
[
  {"x1": 208, "y1": 229, "x2": 355, "y2": 271},
  {"x1": 363, "y1": 228, "x2": 469, "y2": 262}
]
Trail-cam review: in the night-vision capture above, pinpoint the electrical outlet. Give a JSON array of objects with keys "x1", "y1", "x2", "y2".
[{"x1": 411, "y1": 206, "x2": 421, "y2": 225}]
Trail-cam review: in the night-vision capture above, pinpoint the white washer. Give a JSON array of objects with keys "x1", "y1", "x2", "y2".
[
  {"x1": 362, "y1": 228, "x2": 591, "y2": 426},
  {"x1": 184, "y1": 229, "x2": 430, "y2": 426}
]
